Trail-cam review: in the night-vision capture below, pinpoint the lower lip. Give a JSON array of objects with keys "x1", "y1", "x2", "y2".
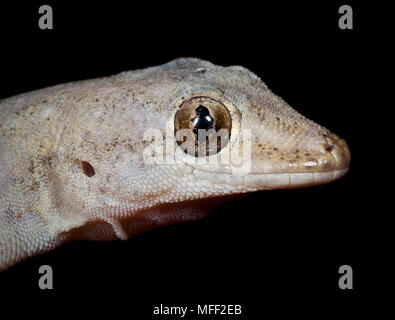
[{"x1": 244, "y1": 168, "x2": 349, "y2": 189}]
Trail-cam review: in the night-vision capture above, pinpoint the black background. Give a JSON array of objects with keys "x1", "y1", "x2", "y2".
[{"x1": 0, "y1": 1, "x2": 391, "y2": 318}]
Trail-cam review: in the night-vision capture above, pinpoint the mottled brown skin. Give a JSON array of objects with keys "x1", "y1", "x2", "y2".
[{"x1": 0, "y1": 58, "x2": 350, "y2": 271}]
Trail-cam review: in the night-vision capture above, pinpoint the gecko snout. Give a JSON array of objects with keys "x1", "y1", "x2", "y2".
[
  {"x1": 295, "y1": 135, "x2": 351, "y2": 185},
  {"x1": 299, "y1": 136, "x2": 350, "y2": 172},
  {"x1": 319, "y1": 135, "x2": 351, "y2": 171}
]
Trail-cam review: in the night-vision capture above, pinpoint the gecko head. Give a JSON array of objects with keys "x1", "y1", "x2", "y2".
[{"x1": 165, "y1": 58, "x2": 351, "y2": 191}]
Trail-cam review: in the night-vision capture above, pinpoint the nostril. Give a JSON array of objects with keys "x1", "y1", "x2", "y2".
[
  {"x1": 79, "y1": 160, "x2": 95, "y2": 177},
  {"x1": 324, "y1": 143, "x2": 334, "y2": 153}
]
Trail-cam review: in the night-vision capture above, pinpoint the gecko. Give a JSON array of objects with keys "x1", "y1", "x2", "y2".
[{"x1": 0, "y1": 58, "x2": 350, "y2": 271}]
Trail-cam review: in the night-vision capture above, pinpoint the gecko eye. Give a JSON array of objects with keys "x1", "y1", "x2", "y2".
[{"x1": 174, "y1": 97, "x2": 231, "y2": 157}]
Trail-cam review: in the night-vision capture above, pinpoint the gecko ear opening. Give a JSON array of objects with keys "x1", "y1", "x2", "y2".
[{"x1": 79, "y1": 160, "x2": 95, "y2": 177}]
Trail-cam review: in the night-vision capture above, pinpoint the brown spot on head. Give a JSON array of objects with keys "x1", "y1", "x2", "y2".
[
  {"x1": 256, "y1": 110, "x2": 265, "y2": 121},
  {"x1": 28, "y1": 160, "x2": 35, "y2": 174}
]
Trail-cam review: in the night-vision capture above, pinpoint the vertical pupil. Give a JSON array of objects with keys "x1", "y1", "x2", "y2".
[{"x1": 192, "y1": 105, "x2": 214, "y2": 133}]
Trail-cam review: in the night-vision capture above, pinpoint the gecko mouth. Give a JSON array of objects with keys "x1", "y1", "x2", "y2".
[
  {"x1": 191, "y1": 137, "x2": 350, "y2": 190},
  {"x1": 192, "y1": 167, "x2": 349, "y2": 191}
]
